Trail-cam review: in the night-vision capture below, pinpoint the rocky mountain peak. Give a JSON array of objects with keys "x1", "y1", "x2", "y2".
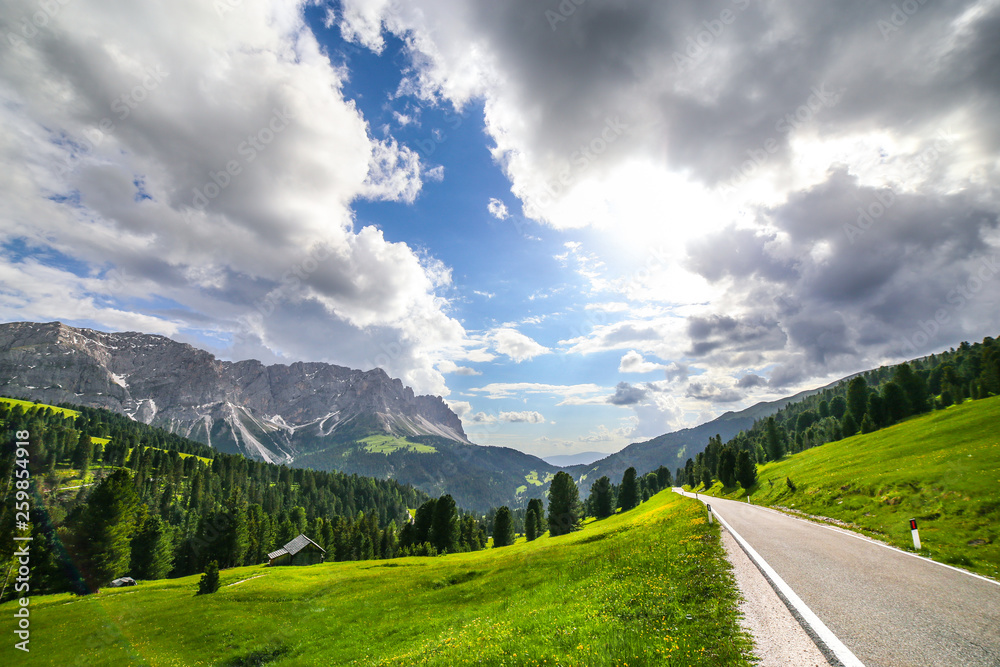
[{"x1": 0, "y1": 321, "x2": 469, "y2": 463}]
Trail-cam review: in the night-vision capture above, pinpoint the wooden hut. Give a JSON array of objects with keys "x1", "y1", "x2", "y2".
[{"x1": 267, "y1": 534, "x2": 326, "y2": 566}]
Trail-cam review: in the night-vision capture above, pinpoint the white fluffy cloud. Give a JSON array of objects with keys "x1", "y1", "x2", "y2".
[
  {"x1": 0, "y1": 0, "x2": 469, "y2": 395},
  {"x1": 437, "y1": 360, "x2": 482, "y2": 376},
  {"x1": 487, "y1": 197, "x2": 509, "y2": 220},
  {"x1": 499, "y1": 410, "x2": 546, "y2": 424},
  {"x1": 339, "y1": 0, "x2": 1000, "y2": 404},
  {"x1": 469, "y1": 382, "x2": 605, "y2": 400},
  {"x1": 618, "y1": 350, "x2": 666, "y2": 374},
  {"x1": 488, "y1": 327, "x2": 551, "y2": 363},
  {"x1": 458, "y1": 409, "x2": 544, "y2": 425}
]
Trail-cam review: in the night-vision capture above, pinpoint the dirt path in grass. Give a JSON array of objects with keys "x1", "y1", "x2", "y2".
[{"x1": 226, "y1": 574, "x2": 267, "y2": 587}]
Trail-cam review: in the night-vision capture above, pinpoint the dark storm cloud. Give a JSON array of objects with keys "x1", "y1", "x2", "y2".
[
  {"x1": 686, "y1": 226, "x2": 795, "y2": 284},
  {"x1": 684, "y1": 167, "x2": 1000, "y2": 375},
  {"x1": 736, "y1": 373, "x2": 767, "y2": 389},
  {"x1": 607, "y1": 381, "x2": 647, "y2": 405},
  {"x1": 685, "y1": 380, "x2": 741, "y2": 403},
  {"x1": 410, "y1": 0, "x2": 1000, "y2": 187},
  {"x1": 686, "y1": 313, "x2": 787, "y2": 357}
]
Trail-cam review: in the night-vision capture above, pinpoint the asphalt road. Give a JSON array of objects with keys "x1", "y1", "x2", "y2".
[{"x1": 675, "y1": 490, "x2": 1000, "y2": 667}]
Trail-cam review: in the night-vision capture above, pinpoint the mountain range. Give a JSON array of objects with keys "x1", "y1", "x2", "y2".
[
  {"x1": 0, "y1": 321, "x2": 828, "y2": 510},
  {"x1": 565, "y1": 383, "x2": 839, "y2": 495}
]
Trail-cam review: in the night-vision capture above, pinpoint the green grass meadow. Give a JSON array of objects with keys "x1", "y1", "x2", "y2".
[
  {"x1": 1, "y1": 397, "x2": 80, "y2": 418},
  {"x1": 696, "y1": 396, "x2": 1000, "y2": 579},
  {"x1": 360, "y1": 434, "x2": 438, "y2": 454},
  {"x1": 2, "y1": 491, "x2": 754, "y2": 666}
]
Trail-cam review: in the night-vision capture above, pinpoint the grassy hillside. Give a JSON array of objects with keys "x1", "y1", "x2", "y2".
[
  {"x1": 296, "y1": 437, "x2": 560, "y2": 513},
  {"x1": 1, "y1": 491, "x2": 754, "y2": 666},
  {"x1": 567, "y1": 381, "x2": 833, "y2": 494},
  {"x1": 0, "y1": 396, "x2": 79, "y2": 418},
  {"x1": 696, "y1": 396, "x2": 1000, "y2": 579},
  {"x1": 360, "y1": 434, "x2": 438, "y2": 454}
]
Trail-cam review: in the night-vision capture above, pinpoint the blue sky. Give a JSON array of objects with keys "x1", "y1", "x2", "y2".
[{"x1": 1, "y1": 0, "x2": 998, "y2": 457}]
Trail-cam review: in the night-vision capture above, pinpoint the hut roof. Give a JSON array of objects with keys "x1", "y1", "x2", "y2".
[{"x1": 267, "y1": 534, "x2": 326, "y2": 561}]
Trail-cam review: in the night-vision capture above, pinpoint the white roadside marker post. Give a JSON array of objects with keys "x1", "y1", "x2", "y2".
[
  {"x1": 910, "y1": 518, "x2": 921, "y2": 550},
  {"x1": 706, "y1": 504, "x2": 713, "y2": 525}
]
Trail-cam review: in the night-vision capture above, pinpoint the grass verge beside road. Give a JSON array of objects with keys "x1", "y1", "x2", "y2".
[
  {"x1": 694, "y1": 396, "x2": 1000, "y2": 580},
  {"x1": 1, "y1": 490, "x2": 755, "y2": 666}
]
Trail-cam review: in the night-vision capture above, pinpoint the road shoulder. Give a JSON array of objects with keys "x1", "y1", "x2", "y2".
[{"x1": 721, "y1": 526, "x2": 830, "y2": 666}]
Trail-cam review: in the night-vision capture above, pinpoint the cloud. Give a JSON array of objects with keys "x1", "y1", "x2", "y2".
[
  {"x1": 663, "y1": 361, "x2": 691, "y2": 383},
  {"x1": 736, "y1": 373, "x2": 768, "y2": 389},
  {"x1": 336, "y1": 0, "x2": 1000, "y2": 401},
  {"x1": 499, "y1": 410, "x2": 546, "y2": 424},
  {"x1": 607, "y1": 381, "x2": 647, "y2": 406},
  {"x1": 438, "y1": 360, "x2": 482, "y2": 376},
  {"x1": 488, "y1": 327, "x2": 551, "y2": 362},
  {"x1": 586, "y1": 302, "x2": 630, "y2": 312},
  {"x1": 684, "y1": 168, "x2": 1000, "y2": 376},
  {"x1": 445, "y1": 400, "x2": 473, "y2": 417},
  {"x1": 0, "y1": 0, "x2": 487, "y2": 396},
  {"x1": 487, "y1": 197, "x2": 510, "y2": 220},
  {"x1": 340, "y1": 0, "x2": 996, "y2": 231},
  {"x1": 469, "y1": 382, "x2": 605, "y2": 400},
  {"x1": 578, "y1": 423, "x2": 633, "y2": 443},
  {"x1": 467, "y1": 412, "x2": 498, "y2": 424},
  {"x1": 618, "y1": 350, "x2": 666, "y2": 374},
  {"x1": 685, "y1": 381, "x2": 742, "y2": 403},
  {"x1": 459, "y1": 409, "x2": 545, "y2": 425}
]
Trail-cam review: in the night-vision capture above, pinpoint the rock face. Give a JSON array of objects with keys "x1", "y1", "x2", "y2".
[{"x1": 0, "y1": 321, "x2": 468, "y2": 463}]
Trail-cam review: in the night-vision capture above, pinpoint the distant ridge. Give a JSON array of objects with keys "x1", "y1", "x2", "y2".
[
  {"x1": 0, "y1": 321, "x2": 563, "y2": 512},
  {"x1": 542, "y1": 451, "x2": 611, "y2": 467},
  {"x1": 0, "y1": 321, "x2": 468, "y2": 464},
  {"x1": 567, "y1": 377, "x2": 859, "y2": 492}
]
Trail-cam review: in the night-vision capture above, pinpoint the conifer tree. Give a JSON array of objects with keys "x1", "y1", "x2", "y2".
[
  {"x1": 841, "y1": 411, "x2": 858, "y2": 437},
  {"x1": 219, "y1": 492, "x2": 248, "y2": 568},
  {"x1": 413, "y1": 499, "x2": 435, "y2": 544},
  {"x1": 765, "y1": 417, "x2": 784, "y2": 461},
  {"x1": 847, "y1": 376, "x2": 869, "y2": 425},
  {"x1": 830, "y1": 395, "x2": 847, "y2": 420},
  {"x1": 492, "y1": 506, "x2": 515, "y2": 547},
  {"x1": 588, "y1": 476, "x2": 614, "y2": 518},
  {"x1": 893, "y1": 362, "x2": 928, "y2": 414},
  {"x1": 618, "y1": 467, "x2": 639, "y2": 512},
  {"x1": 430, "y1": 494, "x2": 459, "y2": 554},
  {"x1": 525, "y1": 507, "x2": 539, "y2": 541},
  {"x1": 72, "y1": 434, "x2": 94, "y2": 472},
  {"x1": 718, "y1": 446, "x2": 737, "y2": 487},
  {"x1": 547, "y1": 472, "x2": 582, "y2": 536},
  {"x1": 130, "y1": 515, "x2": 174, "y2": 580},
  {"x1": 526, "y1": 498, "x2": 544, "y2": 538},
  {"x1": 735, "y1": 450, "x2": 757, "y2": 490},
  {"x1": 197, "y1": 560, "x2": 220, "y2": 595},
  {"x1": 67, "y1": 469, "x2": 143, "y2": 592}
]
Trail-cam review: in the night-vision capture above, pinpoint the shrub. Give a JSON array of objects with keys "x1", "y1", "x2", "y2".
[{"x1": 198, "y1": 560, "x2": 220, "y2": 595}]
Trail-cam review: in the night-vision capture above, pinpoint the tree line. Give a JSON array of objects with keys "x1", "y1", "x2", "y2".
[
  {"x1": 0, "y1": 400, "x2": 432, "y2": 598},
  {"x1": 675, "y1": 335, "x2": 1000, "y2": 489}
]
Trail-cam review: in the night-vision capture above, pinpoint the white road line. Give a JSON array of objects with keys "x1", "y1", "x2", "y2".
[
  {"x1": 681, "y1": 490, "x2": 1000, "y2": 588},
  {"x1": 674, "y1": 490, "x2": 865, "y2": 667}
]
